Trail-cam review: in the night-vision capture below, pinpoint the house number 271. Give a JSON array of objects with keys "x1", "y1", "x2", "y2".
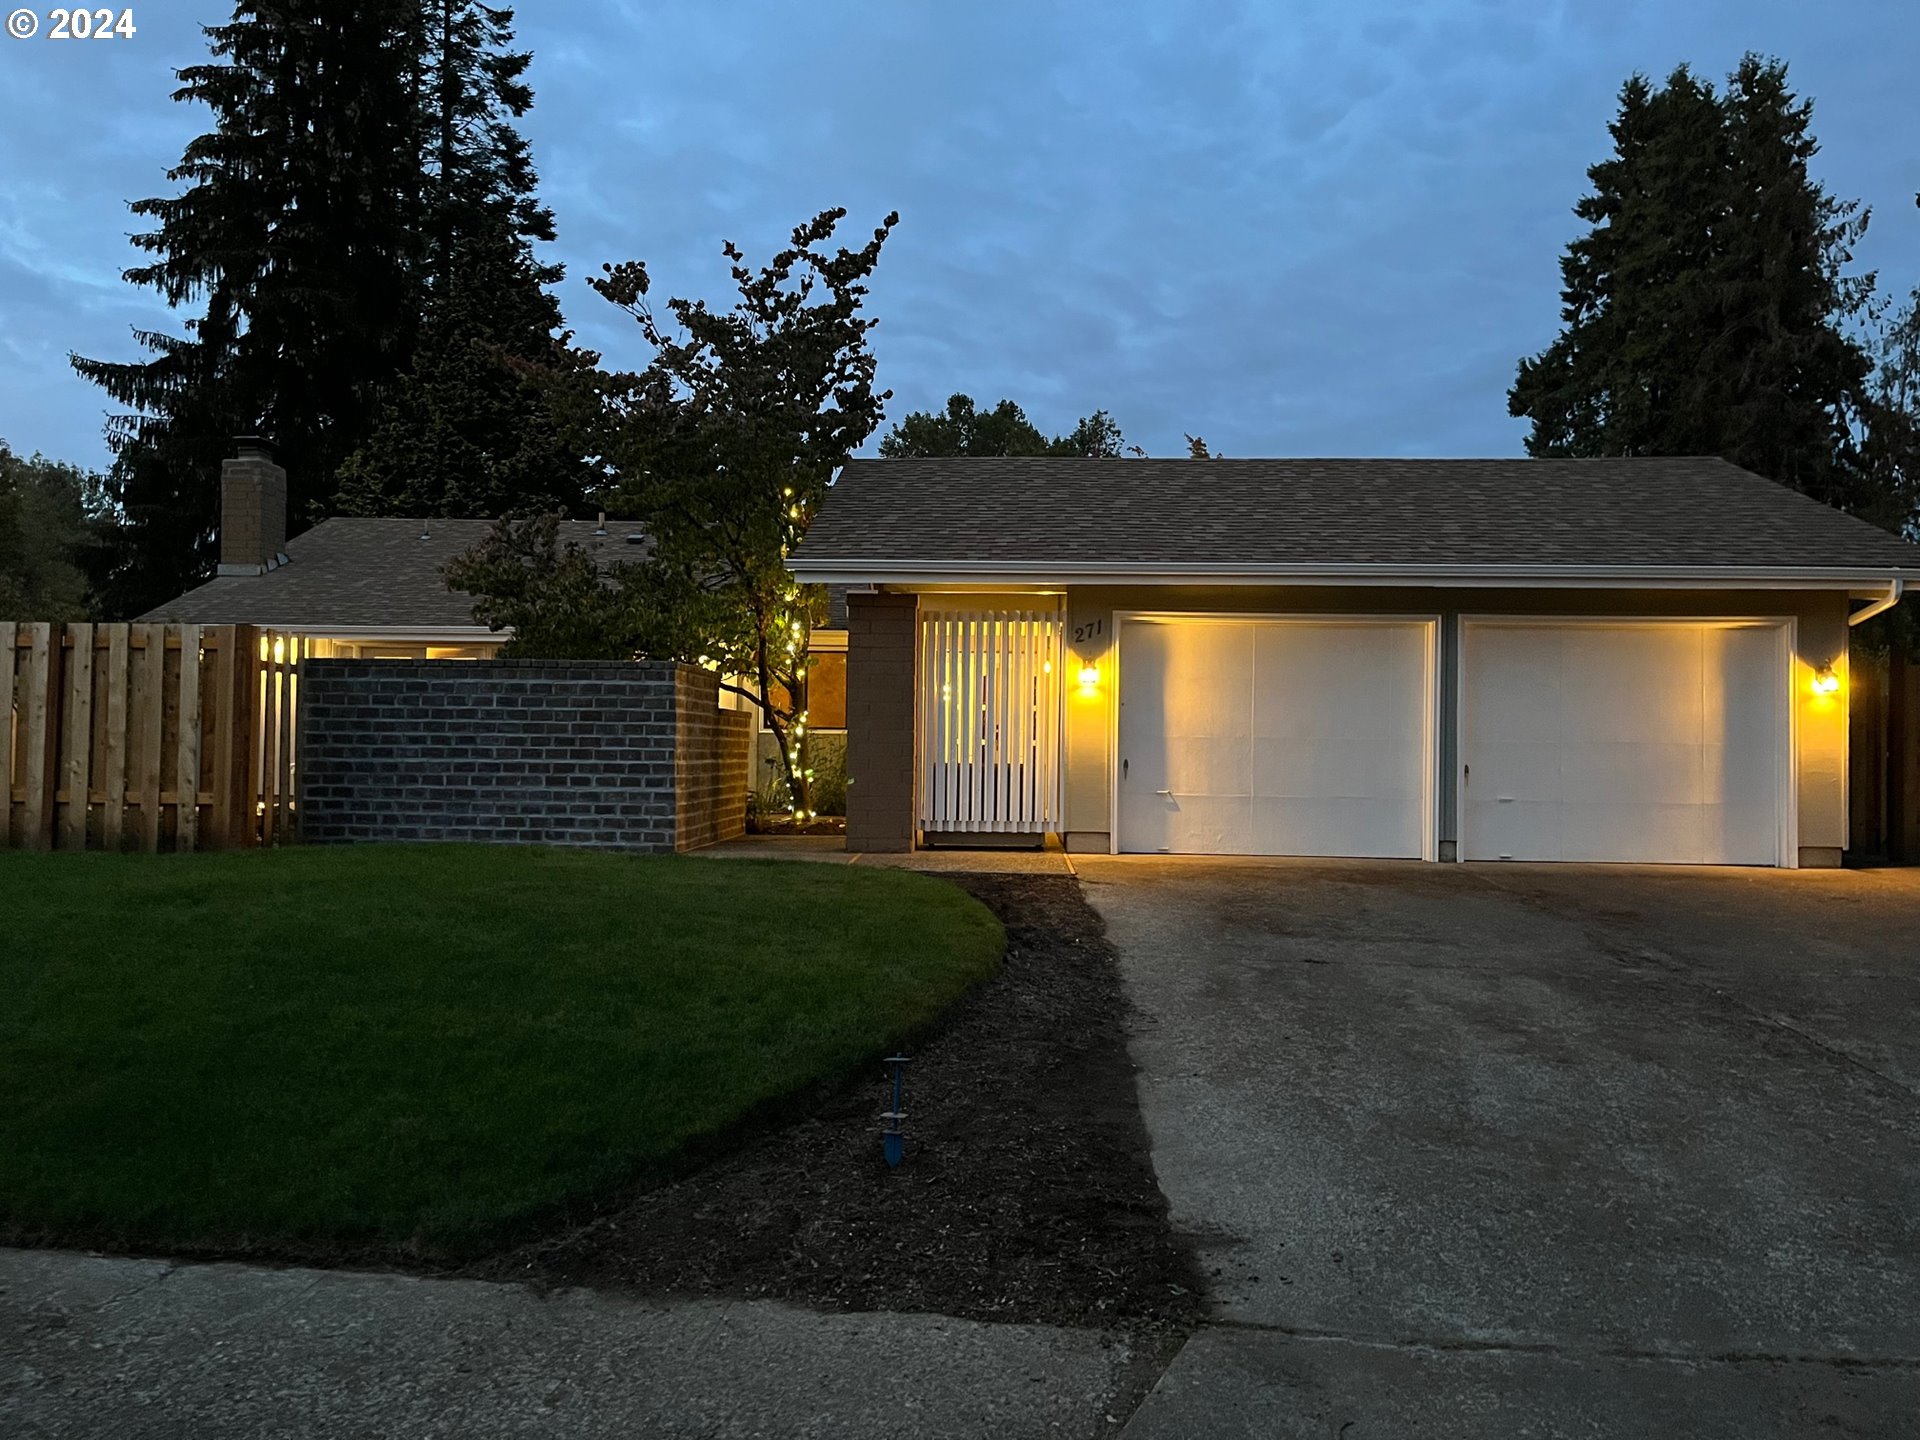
[{"x1": 1072, "y1": 618, "x2": 1105, "y2": 644}]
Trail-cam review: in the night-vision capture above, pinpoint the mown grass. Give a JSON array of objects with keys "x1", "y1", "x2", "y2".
[{"x1": 0, "y1": 845, "x2": 1002, "y2": 1256}]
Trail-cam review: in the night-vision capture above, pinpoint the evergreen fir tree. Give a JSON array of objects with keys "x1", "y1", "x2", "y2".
[
  {"x1": 73, "y1": 2, "x2": 421, "y2": 615},
  {"x1": 337, "y1": 2, "x2": 587, "y2": 519},
  {"x1": 73, "y1": 1, "x2": 577, "y2": 615},
  {"x1": 334, "y1": 217, "x2": 593, "y2": 517},
  {"x1": 1509, "y1": 56, "x2": 1891, "y2": 527}
]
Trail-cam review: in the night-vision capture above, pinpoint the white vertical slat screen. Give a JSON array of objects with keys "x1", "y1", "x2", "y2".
[{"x1": 918, "y1": 608, "x2": 1064, "y2": 834}]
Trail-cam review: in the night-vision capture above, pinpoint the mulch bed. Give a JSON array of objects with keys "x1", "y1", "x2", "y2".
[
  {"x1": 745, "y1": 814, "x2": 847, "y2": 836},
  {"x1": 462, "y1": 874, "x2": 1206, "y2": 1335}
]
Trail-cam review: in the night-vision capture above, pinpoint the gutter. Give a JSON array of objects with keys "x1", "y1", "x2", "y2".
[
  {"x1": 1848, "y1": 578, "x2": 1905, "y2": 627},
  {"x1": 792, "y1": 559, "x2": 1919, "y2": 592}
]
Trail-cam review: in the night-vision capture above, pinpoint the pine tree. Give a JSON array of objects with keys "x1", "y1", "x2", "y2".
[
  {"x1": 1509, "y1": 56, "x2": 1890, "y2": 526},
  {"x1": 336, "y1": 2, "x2": 586, "y2": 519},
  {"x1": 334, "y1": 217, "x2": 593, "y2": 517},
  {"x1": 73, "y1": 1, "x2": 575, "y2": 616},
  {"x1": 416, "y1": 1, "x2": 554, "y2": 288},
  {"x1": 72, "y1": 2, "x2": 421, "y2": 615}
]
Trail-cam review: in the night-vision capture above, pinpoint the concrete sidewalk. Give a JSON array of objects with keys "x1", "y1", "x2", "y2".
[{"x1": 0, "y1": 1248, "x2": 1138, "y2": 1439}]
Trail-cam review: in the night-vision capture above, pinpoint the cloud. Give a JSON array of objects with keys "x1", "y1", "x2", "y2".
[{"x1": 0, "y1": 0, "x2": 1914, "y2": 472}]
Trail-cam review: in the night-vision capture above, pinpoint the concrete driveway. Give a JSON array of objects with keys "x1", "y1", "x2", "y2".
[{"x1": 1075, "y1": 858, "x2": 1920, "y2": 1438}]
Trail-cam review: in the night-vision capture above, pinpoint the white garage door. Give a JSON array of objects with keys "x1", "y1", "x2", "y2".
[
  {"x1": 1117, "y1": 618, "x2": 1434, "y2": 858},
  {"x1": 1460, "y1": 622, "x2": 1787, "y2": 866}
]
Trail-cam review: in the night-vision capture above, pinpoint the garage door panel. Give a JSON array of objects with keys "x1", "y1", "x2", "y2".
[
  {"x1": 1559, "y1": 803, "x2": 1705, "y2": 863},
  {"x1": 1163, "y1": 736, "x2": 1254, "y2": 796},
  {"x1": 1253, "y1": 736, "x2": 1423, "y2": 803},
  {"x1": 1468, "y1": 634, "x2": 1562, "y2": 743},
  {"x1": 1465, "y1": 798, "x2": 1562, "y2": 861},
  {"x1": 1563, "y1": 629, "x2": 1703, "y2": 742},
  {"x1": 1558, "y1": 740, "x2": 1704, "y2": 807},
  {"x1": 1254, "y1": 624, "x2": 1426, "y2": 740},
  {"x1": 1158, "y1": 795, "x2": 1252, "y2": 854},
  {"x1": 1469, "y1": 740, "x2": 1563, "y2": 803},
  {"x1": 1462, "y1": 622, "x2": 1784, "y2": 867},
  {"x1": 1707, "y1": 628, "x2": 1782, "y2": 741},
  {"x1": 1119, "y1": 618, "x2": 1432, "y2": 858},
  {"x1": 1255, "y1": 796, "x2": 1422, "y2": 859},
  {"x1": 1162, "y1": 623, "x2": 1254, "y2": 738},
  {"x1": 1706, "y1": 798, "x2": 1778, "y2": 867}
]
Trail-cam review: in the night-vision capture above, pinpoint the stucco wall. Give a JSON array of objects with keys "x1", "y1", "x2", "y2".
[{"x1": 1060, "y1": 585, "x2": 1854, "y2": 861}]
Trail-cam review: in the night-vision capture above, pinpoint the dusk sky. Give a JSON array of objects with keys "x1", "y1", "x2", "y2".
[{"x1": 1, "y1": 0, "x2": 1914, "y2": 475}]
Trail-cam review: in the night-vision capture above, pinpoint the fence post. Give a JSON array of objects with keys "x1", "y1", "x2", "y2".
[
  {"x1": 101, "y1": 625, "x2": 129, "y2": 849},
  {"x1": 0, "y1": 624, "x2": 15, "y2": 849},
  {"x1": 135, "y1": 625, "x2": 165, "y2": 851},
  {"x1": 55, "y1": 623, "x2": 92, "y2": 850},
  {"x1": 204, "y1": 627, "x2": 235, "y2": 849},
  {"x1": 237, "y1": 625, "x2": 263, "y2": 848},
  {"x1": 174, "y1": 625, "x2": 202, "y2": 851}
]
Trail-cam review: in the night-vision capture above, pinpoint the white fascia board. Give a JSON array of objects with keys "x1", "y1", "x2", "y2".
[
  {"x1": 285, "y1": 625, "x2": 502, "y2": 642},
  {"x1": 790, "y1": 559, "x2": 1918, "y2": 592}
]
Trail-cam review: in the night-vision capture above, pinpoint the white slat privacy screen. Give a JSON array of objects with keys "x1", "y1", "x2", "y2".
[{"x1": 918, "y1": 608, "x2": 1065, "y2": 834}]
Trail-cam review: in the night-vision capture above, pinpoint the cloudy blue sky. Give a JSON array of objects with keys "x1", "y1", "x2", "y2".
[{"x1": 1, "y1": 0, "x2": 1914, "y2": 474}]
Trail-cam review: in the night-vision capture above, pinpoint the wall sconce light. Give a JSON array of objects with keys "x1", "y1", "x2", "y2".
[
  {"x1": 1076, "y1": 663, "x2": 1101, "y2": 690},
  {"x1": 1812, "y1": 662, "x2": 1841, "y2": 696}
]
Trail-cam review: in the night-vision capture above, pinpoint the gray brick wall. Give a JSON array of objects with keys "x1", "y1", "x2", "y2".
[
  {"x1": 674, "y1": 669, "x2": 753, "y2": 850},
  {"x1": 297, "y1": 659, "x2": 749, "y2": 852}
]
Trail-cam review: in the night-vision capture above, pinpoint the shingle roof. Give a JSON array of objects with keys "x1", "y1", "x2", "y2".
[
  {"x1": 140, "y1": 518, "x2": 650, "y2": 628},
  {"x1": 794, "y1": 457, "x2": 1920, "y2": 579},
  {"x1": 142, "y1": 516, "x2": 852, "y2": 630}
]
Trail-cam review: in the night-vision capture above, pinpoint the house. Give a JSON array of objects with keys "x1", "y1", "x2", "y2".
[
  {"x1": 145, "y1": 441, "x2": 848, "y2": 767},
  {"x1": 791, "y1": 456, "x2": 1920, "y2": 868}
]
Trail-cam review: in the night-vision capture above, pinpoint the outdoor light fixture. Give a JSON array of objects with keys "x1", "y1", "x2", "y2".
[
  {"x1": 1077, "y1": 663, "x2": 1100, "y2": 690},
  {"x1": 1813, "y1": 663, "x2": 1841, "y2": 696}
]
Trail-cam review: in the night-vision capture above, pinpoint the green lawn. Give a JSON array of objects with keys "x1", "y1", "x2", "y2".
[{"x1": 0, "y1": 845, "x2": 1002, "y2": 1256}]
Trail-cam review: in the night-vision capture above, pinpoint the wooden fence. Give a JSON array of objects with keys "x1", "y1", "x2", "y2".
[
  {"x1": 1, "y1": 623, "x2": 307, "y2": 852},
  {"x1": 1850, "y1": 646, "x2": 1919, "y2": 862}
]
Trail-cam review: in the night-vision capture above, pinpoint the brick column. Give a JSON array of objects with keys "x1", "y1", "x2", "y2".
[{"x1": 845, "y1": 592, "x2": 918, "y2": 852}]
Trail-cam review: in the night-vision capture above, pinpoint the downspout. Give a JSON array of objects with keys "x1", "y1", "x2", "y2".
[{"x1": 1849, "y1": 578, "x2": 1905, "y2": 627}]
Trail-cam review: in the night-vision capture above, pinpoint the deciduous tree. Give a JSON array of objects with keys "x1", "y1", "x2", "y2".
[
  {"x1": 0, "y1": 441, "x2": 102, "y2": 619},
  {"x1": 880, "y1": 394, "x2": 1127, "y2": 457},
  {"x1": 449, "y1": 208, "x2": 900, "y2": 815}
]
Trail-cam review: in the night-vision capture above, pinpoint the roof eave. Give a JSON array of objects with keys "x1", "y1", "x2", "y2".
[{"x1": 791, "y1": 559, "x2": 1919, "y2": 593}]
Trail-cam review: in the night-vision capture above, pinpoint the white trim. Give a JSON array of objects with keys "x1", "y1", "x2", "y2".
[
  {"x1": 794, "y1": 559, "x2": 1917, "y2": 591},
  {"x1": 1108, "y1": 611, "x2": 1443, "y2": 861},
  {"x1": 1783, "y1": 617, "x2": 1801, "y2": 869},
  {"x1": 1454, "y1": 615, "x2": 1798, "y2": 869},
  {"x1": 272, "y1": 625, "x2": 500, "y2": 643}
]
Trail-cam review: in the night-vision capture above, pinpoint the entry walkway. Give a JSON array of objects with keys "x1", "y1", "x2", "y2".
[{"x1": 697, "y1": 834, "x2": 1075, "y2": 874}]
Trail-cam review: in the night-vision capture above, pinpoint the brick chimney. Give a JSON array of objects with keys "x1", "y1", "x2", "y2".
[{"x1": 218, "y1": 436, "x2": 288, "y2": 575}]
